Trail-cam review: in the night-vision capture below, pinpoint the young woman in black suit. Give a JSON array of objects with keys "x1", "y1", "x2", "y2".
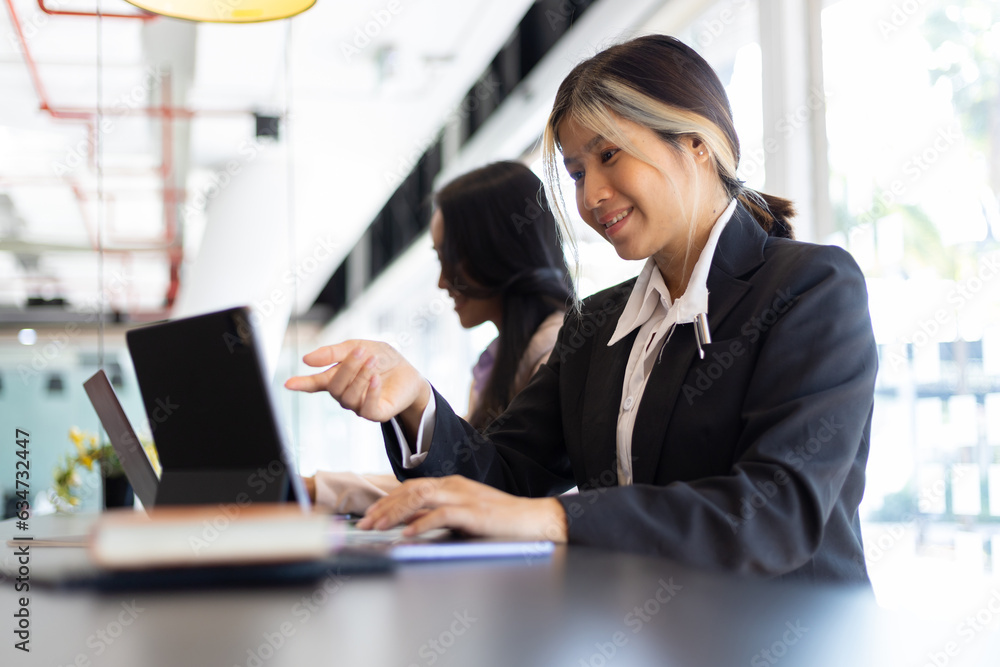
[{"x1": 286, "y1": 35, "x2": 878, "y2": 584}]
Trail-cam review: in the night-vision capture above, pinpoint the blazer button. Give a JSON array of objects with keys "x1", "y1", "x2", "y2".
[{"x1": 623, "y1": 396, "x2": 634, "y2": 410}]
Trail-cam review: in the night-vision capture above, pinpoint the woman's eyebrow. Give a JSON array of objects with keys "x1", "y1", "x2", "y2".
[{"x1": 563, "y1": 135, "x2": 606, "y2": 165}]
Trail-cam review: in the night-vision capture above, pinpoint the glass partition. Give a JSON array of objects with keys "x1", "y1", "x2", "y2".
[{"x1": 822, "y1": 0, "x2": 1000, "y2": 606}]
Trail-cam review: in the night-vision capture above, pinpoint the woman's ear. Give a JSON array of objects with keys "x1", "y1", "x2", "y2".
[{"x1": 684, "y1": 136, "x2": 710, "y2": 162}]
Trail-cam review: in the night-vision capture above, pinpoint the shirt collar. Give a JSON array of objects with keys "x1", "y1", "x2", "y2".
[{"x1": 607, "y1": 198, "x2": 738, "y2": 346}]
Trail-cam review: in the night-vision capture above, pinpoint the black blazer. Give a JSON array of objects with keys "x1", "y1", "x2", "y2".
[{"x1": 383, "y1": 205, "x2": 878, "y2": 584}]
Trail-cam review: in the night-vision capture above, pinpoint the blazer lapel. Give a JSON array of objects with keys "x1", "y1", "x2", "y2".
[
  {"x1": 578, "y1": 297, "x2": 634, "y2": 490},
  {"x1": 629, "y1": 206, "x2": 766, "y2": 485}
]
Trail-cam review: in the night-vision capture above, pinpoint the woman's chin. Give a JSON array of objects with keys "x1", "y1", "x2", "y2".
[
  {"x1": 457, "y1": 311, "x2": 489, "y2": 329},
  {"x1": 454, "y1": 308, "x2": 473, "y2": 329},
  {"x1": 611, "y1": 243, "x2": 645, "y2": 262}
]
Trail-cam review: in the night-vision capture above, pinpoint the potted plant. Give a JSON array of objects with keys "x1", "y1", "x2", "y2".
[{"x1": 52, "y1": 428, "x2": 158, "y2": 510}]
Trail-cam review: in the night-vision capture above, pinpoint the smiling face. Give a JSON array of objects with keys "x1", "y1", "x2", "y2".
[
  {"x1": 558, "y1": 113, "x2": 727, "y2": 291},
  {"x1": 430, "y1": 209, "x2": 503, "y2": 330}
]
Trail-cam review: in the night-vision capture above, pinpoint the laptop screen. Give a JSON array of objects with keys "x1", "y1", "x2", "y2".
[{"x1": 126, "y1": 307, "x2": 308, "y2": 508}]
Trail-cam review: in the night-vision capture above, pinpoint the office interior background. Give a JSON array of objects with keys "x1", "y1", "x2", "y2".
[{"x1": 0, "y1": 0, "x2": 997, "y2": 614}]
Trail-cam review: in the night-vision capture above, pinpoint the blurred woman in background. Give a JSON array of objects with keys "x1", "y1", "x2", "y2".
[{"x1": 303, "y1": 161, "x2": 574, "y2": 513}]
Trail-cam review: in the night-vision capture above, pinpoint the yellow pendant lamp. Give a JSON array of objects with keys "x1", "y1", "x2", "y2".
[{"x1": 124, "y1": 0, "x2": 315, "y2": 23}]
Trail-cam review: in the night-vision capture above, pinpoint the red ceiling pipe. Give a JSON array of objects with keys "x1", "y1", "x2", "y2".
[
  {"x1": 46, "y1": 105, "x2": 249, "y2": 119},
  {"x1": 0, "y1": 177, "x2": 187, "y2": 247},
  {"x1": 160, "y1": 70, "x2": 182, "y2": 308},
  {"x1": 4, "y1": 0, "x2": 254, "y2": 121},
  {"x1": 0, "y1": 177, "x2": 187, "y2": 203},
  {"x1": 74, "y1": 188, "x2": 190, "y2": 245},
  {"x1": 4, "y1": 0, "x2": 253, "y2": 191},
  {"x1": 69, "y1": 178, "x2": 99, "y2": 249},
  {"x1": 3, "y1": 0, "x2": 255, "y2": 310},
  {"x1": 36, "y1": 0, "x2": 156, "y2": 20},
  {"x1": 5, "y1": 0, "x2": 58, "y2": 116}
]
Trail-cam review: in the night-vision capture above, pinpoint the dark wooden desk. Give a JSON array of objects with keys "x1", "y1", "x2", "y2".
[{"x1": 1, "y1": 514, "x2": 997, "y2": 667}]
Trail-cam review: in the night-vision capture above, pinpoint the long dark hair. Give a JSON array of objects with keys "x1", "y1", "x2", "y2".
[
  {"x1": 542, "y1": 34, "x2": 795, "y2": 271},
  {"x1": 435, "y1": 161, "x2": 573, "y2": 429}
]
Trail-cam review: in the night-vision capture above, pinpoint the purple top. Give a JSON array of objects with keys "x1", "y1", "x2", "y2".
[{"x1": 471, "y1": 337, "x2": 500, "y2": 396}]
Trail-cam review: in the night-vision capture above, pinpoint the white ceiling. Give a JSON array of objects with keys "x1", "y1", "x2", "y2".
[{"x1": 0, "y1": 0, "x2": 535, "y2": 318}]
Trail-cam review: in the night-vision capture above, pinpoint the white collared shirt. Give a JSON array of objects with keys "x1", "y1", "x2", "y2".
[{"x1": 608, "y1": 198, "x2": 737, "y2": 485}]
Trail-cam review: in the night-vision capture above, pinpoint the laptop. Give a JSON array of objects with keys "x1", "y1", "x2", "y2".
[
  {"x1": 83, "y1": 369, "x2": 160, "y2": 510},
  {"x1": 123, "y1": 306, "x2": 309, "y2": 508},
  {"x1": 86, "y1": 368, "x2": 302, "y2": 512},
  {"x1": 80, "y1": 306, "x2": 554, "y2": 566}
]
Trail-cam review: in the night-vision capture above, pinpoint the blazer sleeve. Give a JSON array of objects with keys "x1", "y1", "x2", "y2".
[
  {"x1": 556, "y1": 244, "x2": 877, "y2": 577},
  {"x1": 381, "y1": 317, "x2": 578, "y2": 498}
]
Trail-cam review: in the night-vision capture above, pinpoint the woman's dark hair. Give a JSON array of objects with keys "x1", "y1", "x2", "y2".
[
  {"x1": 542, "y1": 34, "x2": 795, "y2": 246},
  {"x1": 435, "y1": 161, "x2": 573, "y2": 430}
]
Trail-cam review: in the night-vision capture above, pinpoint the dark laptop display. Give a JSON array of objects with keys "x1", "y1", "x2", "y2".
[{"x1": 123, "y1": 307, "x2": 308, "y2": 508}]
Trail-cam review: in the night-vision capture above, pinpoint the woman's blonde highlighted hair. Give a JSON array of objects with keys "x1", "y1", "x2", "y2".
[{"x1": 541, "y1": 35, "x2": 795, "y2": 302}]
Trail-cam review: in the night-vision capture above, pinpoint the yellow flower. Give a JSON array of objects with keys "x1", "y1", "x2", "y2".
[{"x1": 56, "y1": 426, "x2": 127, "y2": 511}]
